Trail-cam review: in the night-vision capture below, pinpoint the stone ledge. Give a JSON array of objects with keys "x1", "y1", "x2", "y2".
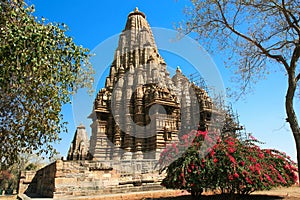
[{"x1": 59, "y1": 189, "x2": 183, "y2": 200}]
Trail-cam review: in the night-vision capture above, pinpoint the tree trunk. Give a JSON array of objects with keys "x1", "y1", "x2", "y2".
[{"x1": 285, "y1": 74, "x2": 300, "y2": 184}]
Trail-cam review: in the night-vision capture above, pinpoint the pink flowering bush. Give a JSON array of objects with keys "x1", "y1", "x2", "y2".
[{"x1": 159, "y1": 131, "x2": 298, "y2": 198}]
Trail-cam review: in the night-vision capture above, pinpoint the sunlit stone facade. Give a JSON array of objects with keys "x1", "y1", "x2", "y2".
[{"x1": 68, "y1": 8, "x2": 214, "y2": 161}]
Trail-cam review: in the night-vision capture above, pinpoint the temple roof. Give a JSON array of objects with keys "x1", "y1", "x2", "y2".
[
  {"x1": 125, "y1": 7, "x2": 148, "y2": 32},
  {"x1": 118, "y1": 7, "x2": 157, "y2": 51}
]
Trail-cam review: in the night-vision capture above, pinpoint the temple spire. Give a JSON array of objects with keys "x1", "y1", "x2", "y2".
[{"x1": 109, "y1": 7, "x2": 165, "y2": 87}]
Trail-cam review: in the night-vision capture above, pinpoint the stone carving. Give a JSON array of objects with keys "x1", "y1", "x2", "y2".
[{"x1": 68, "y1": 8, "x2": 215, "y2": 161}]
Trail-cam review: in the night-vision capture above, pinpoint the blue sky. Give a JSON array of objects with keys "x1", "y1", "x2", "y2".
[{"x1": 28, "y1": 0, "x2": 299, "y2": 161}]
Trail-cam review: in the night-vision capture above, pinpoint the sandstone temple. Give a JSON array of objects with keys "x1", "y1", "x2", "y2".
[
  {"x1": 18, "y1": 8, "x2": 222, "y2": 199},
  {"x1": 67, "y1": 7, "x2": 215, "y2": 162}
]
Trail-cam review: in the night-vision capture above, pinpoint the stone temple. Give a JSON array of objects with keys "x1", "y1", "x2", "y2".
[
  {"x1": 67, "y1": 7, "x2": 215, "y2": 162},
  {"x1": 19, "y1": 8, "x2": 220, "y2": 198}
]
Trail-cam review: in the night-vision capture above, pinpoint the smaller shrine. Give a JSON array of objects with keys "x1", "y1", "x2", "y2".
[{"x1": 67, "y1": 124, "x2": 90, "y2": 161}]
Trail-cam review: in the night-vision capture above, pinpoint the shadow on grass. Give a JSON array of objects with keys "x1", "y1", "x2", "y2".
[{"x1": 144, "y1": 194, "x2": 285, "y2": 200}]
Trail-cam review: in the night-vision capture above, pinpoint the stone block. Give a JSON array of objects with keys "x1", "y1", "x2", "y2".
[
  {"x1": 102, "y1": 173, "x2": 111, "y2": 178},
  {"x1": 55, "y1": 177, "x2": 76, "y2": 186}
]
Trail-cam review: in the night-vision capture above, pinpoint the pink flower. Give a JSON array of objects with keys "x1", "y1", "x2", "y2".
[
  {"x1": 265, "y1": 149, "x2": 271, "y2": 154},
  {"x1": 291, "y1": 165, "x2": 297, "y2": 171},
  {"x1": 213, "y1": 158, "x2": 218, "y2": 163},
  {"x1": 239, "y1": 161, "x2": 245, "y2": 166},
  {"x1": 258, "y1": 153, "x2": 264, "y2": 158},
  {"x1": 228, "y1": 147, "x2": 236, "y2": 154},
  {"x1": 233, "y1": 173, "x2": 239, "y2": 178},
  {"x1": 190, "y1": 164, "x2": 195, "y2": 169},
  {"x1": 277, "y1": 174, "x2": 287, "y2": 184},
  {"x1": 264, "y1": 174, "x2": 274, "y2": 184},
  {"x1": 242, "y1": 170, "x2": 248, "y2": 176},
  {"x1": 292, "y1": 172, "x2": 298, "y2": 183},
  {"x1": 248, "y1": 156, "x2": 257, "y2": 163},
  {"x1": 255, "y1": 163, "x2": 261, "y2": 174},
  {"x1": 246, "y1": 177, "x2": 252, "y2": 184},
  {"x1": 225, "y1": 137, "x2": 236, "y2": 146},
  {"x1": 197, "y1": 131, "x2": 207, "y2": 137},
  {"x1": 210, "y1": 150, "x2": 215, "y2": 157},
  {"x1": 228, "y1": 155, "x2": 237, "y2": 164},
  {"x1": 226, "y1": 141, "x2": 235, "y2": 146}
]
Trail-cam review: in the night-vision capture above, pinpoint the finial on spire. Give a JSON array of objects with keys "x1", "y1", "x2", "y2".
[
  {"x1": 128, "y1": 7, "x2": 146, "y2": 19},
  {"x1": 78, "y1": 123, "x2": 85, "y2": 128},
  {"x1": 176, "y1": 66, "x2": 182, "y2": 73}
]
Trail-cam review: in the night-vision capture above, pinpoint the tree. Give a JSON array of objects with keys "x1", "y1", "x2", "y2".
[
  {"x1": 0, "y1": 0, "x2": 93, "y2": 169},
  {"x1": 0, "y1": 153, "x2": 44, "y2": 194},
  {"x1": 160, "y1": 130, "x2": 298, "y2": 199},
  {"x1": 180, "y1": 0, "x2": 300, "y2": 182}
]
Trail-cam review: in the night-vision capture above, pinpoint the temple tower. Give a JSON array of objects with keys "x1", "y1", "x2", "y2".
[
  {"x1": 85, "y1": 8, "x2": 215, "y2": 161},
  {"x1": 67, "y1": 124, "x2": 89, "y2": 160}
]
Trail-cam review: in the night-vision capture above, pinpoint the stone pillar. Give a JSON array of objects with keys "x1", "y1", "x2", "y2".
[
  {"x1": 90, "y1": 120, "x2": 110, "y2": 160},
  {"x1": 133, "y1": 85, "x2": 145, "y2": 159},
  {"x1": 89, "y1": 112, "x2": 98, "y2": 159},
  {"x1": 113, "y1": 125, "x2": 122, "y2": 160}
]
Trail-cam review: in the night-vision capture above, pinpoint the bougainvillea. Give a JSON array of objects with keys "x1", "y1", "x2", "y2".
[{"x1": 159, "y1": 130, "x2": 298, "y2": 198}]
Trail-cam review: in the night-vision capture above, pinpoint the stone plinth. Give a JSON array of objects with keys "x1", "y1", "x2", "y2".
[{"x1": 19, "y1": 160, "x2": 164, "y2": 199}]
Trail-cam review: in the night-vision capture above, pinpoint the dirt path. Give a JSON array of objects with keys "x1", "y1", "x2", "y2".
[
  {"x1": 66, "y1": 186, "x2": 300, "y2": 200},
  {"x1": 6, "y1": 186, "x2": 300, "y2": 200},
  {"x1": 148, "y1": 186, "x2": 300, "y2": 200}
]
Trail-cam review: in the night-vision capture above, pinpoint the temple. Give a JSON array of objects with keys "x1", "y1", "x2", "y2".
[
  {"x1": 67, "y1": 8, "x2": 215, "y2": 161},
  {"x1": 19, "y1": 8, "x2": 225, "y2": 199}
]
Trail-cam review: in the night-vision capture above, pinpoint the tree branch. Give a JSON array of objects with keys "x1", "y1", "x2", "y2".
[
  {"x1": 296, "y1": 73, "x2": 300, "y2": 82},
  {"x1": 215, "y1": 1, "x2": 290, "y2": 71},
  {"x1": 267, "y1": 40, "x2": 294, "y2": 52},
  {"x1": 290, "y1": 44, "x2": 300, "y2": 71},
  {"x1": 280, "y1": 0, "x2": 300, "y2": 36},
  {"x1": 232, "y1": 2, "x2": 242, "y2": 29}
]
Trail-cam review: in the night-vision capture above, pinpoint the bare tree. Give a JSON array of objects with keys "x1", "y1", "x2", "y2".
[{"x1": 180, "y1": 0, "x2": 300, "y2": 181}]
